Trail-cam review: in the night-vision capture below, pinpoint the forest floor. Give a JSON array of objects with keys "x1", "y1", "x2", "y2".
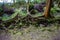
[
  {"x1": 0, "y1": 24, "x2": 60, "y2": 40},
  {"x1": 0, "y1": 12, "x2": 60, "y2": 40}
]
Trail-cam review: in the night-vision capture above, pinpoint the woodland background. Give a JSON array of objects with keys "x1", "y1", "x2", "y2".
[{"x1": 0, "y1": 0, "x2": 60, "y2": 40}]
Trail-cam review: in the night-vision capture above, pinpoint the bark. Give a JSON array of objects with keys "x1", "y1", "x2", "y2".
[{"x1": 43, "y1": 0, "x2": 53, "y2": 18}]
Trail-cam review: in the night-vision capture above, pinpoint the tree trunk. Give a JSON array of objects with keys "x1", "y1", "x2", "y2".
[
  {"x1": 26, "y1": 0, "x2": 30, "y2": 15},
  {"x1": 58, "y1": 1, "x2": 60, "y2": 7},
  {"x1": 13, "y1": 0, "x2": 15, "y2": 5},
  {"x1": 43, "y1": 0, "x2": 53, "y2": 18}
]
